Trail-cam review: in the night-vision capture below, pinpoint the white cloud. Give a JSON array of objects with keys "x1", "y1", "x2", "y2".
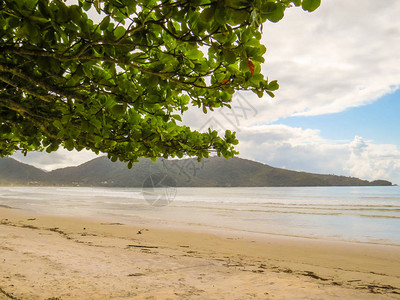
[
  {"x1": 255, "y1": 0, "x2": 400, "y2": 120},
  {"x1": 12, "y1": 149, "x2": 99, "y2": 171},
  {"x1": 349, "y1": 136, "x2": 368, "y2": 156},
  {"x1": 235, "y1": 126, "x2": 400, "y2": 184},
  {"x1": 346, "y1": 136, "x2": 400, "y2": 183},
  {"x1": 236, "y1": 125, "x2": 349, "y2": 174},
  {"x1": 178, "y1": 0, "x2": 400, "y2": 184},
  {"x1": 183, "y1": 0, "x2": 400, "y2": 126}
]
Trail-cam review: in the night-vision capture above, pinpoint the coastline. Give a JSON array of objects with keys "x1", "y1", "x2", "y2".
[{"x1": 1, "y1": 207, "x2": 400, "y2": 299}]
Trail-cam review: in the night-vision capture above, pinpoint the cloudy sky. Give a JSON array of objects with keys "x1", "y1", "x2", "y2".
[{"x1": 13, "y1": 0, "x2": 400, "y2": 184}]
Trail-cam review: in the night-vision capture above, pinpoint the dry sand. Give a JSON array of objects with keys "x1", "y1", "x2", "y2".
[{"x1": 0, "y1": 207, "x2": 399, "y2": 299}]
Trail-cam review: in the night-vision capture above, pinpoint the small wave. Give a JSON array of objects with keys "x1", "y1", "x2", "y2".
[
  {"x1": 256, "y1": 203, "x2": 400, "y2": 208},
  {"x1": 0, "y1": 204, "x2": 14, "y2": 209},
  {"x1": 251, "y1": 205, "x2": 400, "y2": 212},
  {"x1": 169, "y1": 204, "x2": 400, "y2": 219}
]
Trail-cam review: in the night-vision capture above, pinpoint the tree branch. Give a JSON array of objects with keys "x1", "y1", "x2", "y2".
[
  {"x1": 0, "y1": 97, "x2": 59, "y2": 140},
  {"x1": 0, "y1": 74, "x2": 53, "y2": 103}
]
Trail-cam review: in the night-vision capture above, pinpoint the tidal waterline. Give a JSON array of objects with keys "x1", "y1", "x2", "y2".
[{"x1": 1, "y1": 186, "x2": 399, "y2": 245}]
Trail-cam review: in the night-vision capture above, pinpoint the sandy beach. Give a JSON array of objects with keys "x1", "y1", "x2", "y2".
[{"x1": 0, "y1": 207, "x2": 399, "y2": 299}]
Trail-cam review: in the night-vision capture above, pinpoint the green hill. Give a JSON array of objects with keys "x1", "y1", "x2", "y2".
[
  {"x1": 0, "y1": 156, "x2": 393, "y2": 187},
  {"x1": 0, "y1": 157, "x2": 48, "y2": 185}
]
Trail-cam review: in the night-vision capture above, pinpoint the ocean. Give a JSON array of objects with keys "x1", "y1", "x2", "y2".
[{"x1": 0, "y1": 186, "x2": 399, "y2": 245}]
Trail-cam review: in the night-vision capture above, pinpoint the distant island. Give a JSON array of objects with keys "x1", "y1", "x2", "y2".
[{"x1": 0, "y1": 156, "x2": 393, "y2": 187}]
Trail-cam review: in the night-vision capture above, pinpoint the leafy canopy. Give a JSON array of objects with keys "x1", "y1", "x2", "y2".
[{"x1": 0, "y1": 0, "x2": 320, "y2": 167}]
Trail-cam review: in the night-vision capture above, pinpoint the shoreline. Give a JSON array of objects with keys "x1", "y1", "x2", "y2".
[
  {"x1": 1, "y1": 186, "x2": 399, "y2": 248},
  {"x1": 5, "y1": 203, "x2": 400, "y2": 248},
  {"x1": 1, "y1": 207, "x2": 400, "y2": 299}
]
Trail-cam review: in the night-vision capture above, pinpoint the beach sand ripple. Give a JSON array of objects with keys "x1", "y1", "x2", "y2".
[{"x1": 0, "y1": 208, "x2": 399, "y2": 299}]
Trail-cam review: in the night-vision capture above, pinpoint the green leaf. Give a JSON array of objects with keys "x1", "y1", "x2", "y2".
[
  {"x1": 114, "y1": 26, "x2": 126, "y2": 40},
  {"x1": 268, "y1": 80, "x2": 279, "y2": 91},
  {"x1": 291, "y1": 0, "x2": 302, "y2": 6},
  {"x1": 254, "y1": 89, "x2": 263, "y2": 98},
  {"x1": 223, "y1": 49, "x2": 236, "y2": 65},
  {"x1": 230, "y1": 9, "x2": 248, "y2": 25},
  {"x1": 267, "y1": 4, "x2": 285, "y2": 23},
  {"x1": 302, "y1": 0, "x2": 321, "y2": 12},
  {"x1": 29, "y1": 16, "x2": 49, "y2": 24},
  {"x1": 82, "y1": 2, "x2": 92, "y2": 11},
  {"x1": 65, "y1": 140, "x2": 74, "y2": 151},
  {"x1": 111, "y1": 105, "x2": 125, "y2": 115},
  {"x1": 53, "y1": 120, "x2": 62, "y2": 129},
  {"x1": 82, "y1": 65, "x2": 93, "y2": 78},
  {"x1": 215, "y1": 8, "x2": 227, "y2": 25},
  {"x1": 172, "y1": 114, "x2": 182, "y2": 122},
  {"x1": 100, "y1": 16, "x2": 110, "y2": 31},
  {"x1": 200, "y1": 7, "x2": 214, "y2": 22},
  {"x1": 266, "y1": 91, "x2": 275, "y2": 98},
  {"x1": 187, "y1": 49, "x2": 204, "y2": 60}
]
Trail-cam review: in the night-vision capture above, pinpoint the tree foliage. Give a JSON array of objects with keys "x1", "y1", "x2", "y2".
[{"x1": 0, "y1": 0, "x2": 320, "y2": 166}]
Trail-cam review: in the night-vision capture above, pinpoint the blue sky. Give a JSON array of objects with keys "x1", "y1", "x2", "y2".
[{"x1": 272, "y1": 89, "x2": 400, "y2": 147}]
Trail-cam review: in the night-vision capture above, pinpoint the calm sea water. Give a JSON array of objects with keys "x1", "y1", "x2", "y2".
[{"x1": 0, "y1": 186, "x2": 399, "y2": 245}]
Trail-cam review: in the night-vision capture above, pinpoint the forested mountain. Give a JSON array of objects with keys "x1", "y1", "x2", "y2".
[
  {"x1": 0, "y1": 158, "x2": 48, "y2": 185},
  {"x1": 0, "y1": 156, "x2": 393, "y2": 187}
]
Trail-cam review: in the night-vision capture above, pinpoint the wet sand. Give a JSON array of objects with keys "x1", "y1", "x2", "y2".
[{"x1": 0, "y1": 207, "x2": 399, "y2": 299}]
